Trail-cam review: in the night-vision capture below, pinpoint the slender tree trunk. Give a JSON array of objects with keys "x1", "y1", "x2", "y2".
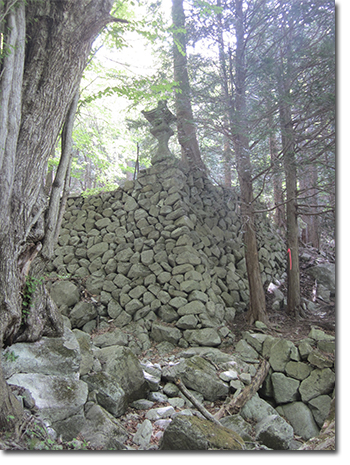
[
  {"x1": 299, "y1": 163, "x2": 320, "y2": 248},
  {"x1": 42, "y1": 90, "x2": 79, "y2": 260},
  {"x1": 172, "y1": 0, "x2": 206, "y2": 172},
  {"x1": 234, "y1": 0, "x2": 267, "y2": 325},
  {"x1": 278, "y1": 89, "x2": 301, "y2": 317},
  {"x1": 269, "y1": 126, "x2": 285, "y2": 231},
  {"x1": 276, "y1": 0, "x2": 302, "y2": 318}
]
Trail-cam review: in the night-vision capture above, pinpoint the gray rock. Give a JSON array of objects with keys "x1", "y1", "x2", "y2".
[
  {"x1": 80, "y1": 403, "x2": 128, "y2": 450},
  {"x1": 150, "y1": 322, "x2": 182, "y2": 345},
  {"x1": 72, "y1": 329, "x2": 94, "y2": 376},
  {"x1": 69, "y1": 301, "x2": 97, "y2": 329},
  {"x1": 242, "y1": 331, "x2": 268, "y2": 353},
  {"x1": 145, "y1": 406, "x2": 176, "y2": 420},
  {"x1": 50, "y1": 280, "x2": 80, "y2": 308},
  {"x1": 285, "y1": 361, "x2": 313, "y2": 380},
  {"x1": 299, "y1": 368, "x2": 335, "y2": 402},
  {"x1": 162, "y1": 355, "x2": 229, "y2": 401},
  {"x1": 305, "y1": 263, "x2": 335, "y2": 293},
  {"x1": 308, "y1": 395, "x2": 332, "y2": 428},
  {"x1": 269, "y1": 339, "x2": 297, "y2": 372},
  {"x1": 130, "y1": 399, "x2": 155, "y2": 410},
  {"x1": 82, "y1": 371, "x2": 128, "y2": 417},
  {"x1": 7, "y1": 372, "x2": 88, "y2": 424},
  {"x1": 241, "y1": 394, "x2": 279, "y2": 423},
  {"x1": 298, "y1": 340, "x2": 314, "y2": 360},
  {"x1": 87, "y1": 242, "x2": 109, "y2": 261},
  {"x1": 97, "y1": 346, "x2": 149, "y2": 402},
  {"x1": 168, "y1": 397, "x2": 185, "y2": 408},
  {"x1": 2, "y1": 327, "x2": 81, "y2": 379},
  {"x1": 133, "y1": 419, "x2": 153, "y2": 449},
  {"x1": 176, "y1": 314, "x2": 198, "y2": 329},
  {"x1": 163, "y1": 382, "x2": 179, "y2": 397},
  {"x1": 271, "y1": 372, "x2": 300, "y2": 404},
  {"x1": 280, "y1": 401, "x2": 319, "y2": 440},
  {"x1": 183, "y1": 328, "x2": 221, "y2": 347},
  {"x1": 255, "y1": 414, "x2": 294, "y2": 450},
  {"x1": 220, "y1": 414, "x2": 254, "y2": 442},
  {"x1": 235, "y1": 339, "x2": 260, "y2": 362},
  {"x1": 159, "y1": 414, "x2": 244, "y2": 450},
  {"x1": 307, "y1": 349, "x2": 334, "y2": 369}
]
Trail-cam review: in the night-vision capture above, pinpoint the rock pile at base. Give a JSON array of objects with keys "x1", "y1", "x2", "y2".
[
  {"x1": 47, "y1": 160, "x2": 286, "y2": 349},
  {"x1": 2, "y1": 321, "x2": 335, "y2": 450}
]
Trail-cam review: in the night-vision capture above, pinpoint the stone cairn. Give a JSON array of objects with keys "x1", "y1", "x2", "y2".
[{"x1": 48, "y1": 101, "x2": 287, "y2": 350}]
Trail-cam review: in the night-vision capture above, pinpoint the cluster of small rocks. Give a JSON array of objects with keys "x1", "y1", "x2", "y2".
[{"x1": 47, "y1": 161, "x2": 286, "y2": 349}]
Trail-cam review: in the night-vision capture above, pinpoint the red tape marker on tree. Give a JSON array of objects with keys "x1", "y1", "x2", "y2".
[{"x1": 288, "y1": 248, "x2": 292, "y2": 270}]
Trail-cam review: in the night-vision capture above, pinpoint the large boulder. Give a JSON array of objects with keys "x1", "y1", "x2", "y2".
[
  {"x1": 240, "y1": 394, "x2": 279, "y2": 423},
  {"x1": 96, "y1": 345, "x2": 149, "y2": 402},
  {"x1": 305, "y1": 263, "x2": 335, "y2": 294},
  {"x1": 159, "y1": 414, "x2": 245, "y2": 450},
  {"x1": 82, "y1": 371, "x2": 128, "y2": 417},
  {"x1": 279, "y1": 402, "x2": 320, "y2": 440},
  {"x1": 183, "y1": 328, "x2": 221, "y2": 347},
  {"x1": 299, "y1": 368, "x2": 335, "y2": 402},
  {"x1": 162, "y1": 355, "x2": 229, "y2": 401},
  {"x1": 7, "y1": 372, "x2": 88, "y2": 435},
  {"x1": 255, "y1": 414, "x2": 294, "y2": 450},
  {"x1": 80, "y1": 403, "x2": 128, "y2": 450},
  {"x1": 150, "y1": 322, "x2": 182, "y2": 345},
  {"x1": 271, "y1": 372, "x2": 300, "y2": 404},
  {"x1": 50, "y1": 280, "x2": 80, "y2": 308},
  {"x1": 2, "y1": 326, "x2": 81, "y2": 379}
]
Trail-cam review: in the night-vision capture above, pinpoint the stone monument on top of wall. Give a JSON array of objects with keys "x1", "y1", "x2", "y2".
[{"x1": 142, "y1": 100, "x2": 177, "y2": 165}]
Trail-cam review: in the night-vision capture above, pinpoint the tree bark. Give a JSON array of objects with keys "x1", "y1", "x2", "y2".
[
  {"x1": 172, "y1": 0, "x2": 206, "y2": 172},
  {"x1": 269, "y1": 125, "x2": 285, "y2": 231},
  {"x1": 234, "y1": 0, "x2": 268, "y2": 325},
  {"x1": 0, "y1": 0, "x2": 118, "y2": 430}
]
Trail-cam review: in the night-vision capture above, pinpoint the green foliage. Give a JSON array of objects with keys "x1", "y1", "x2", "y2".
[
  {"x1": 22, "y1": 275, "x2": 45, "y2": 316},
  {"x1": 3, "y1": 351, "x2": 19, "y2": 362},
  {"x1": 80, "y1": 182, "x2": 119, "y2": 198}
]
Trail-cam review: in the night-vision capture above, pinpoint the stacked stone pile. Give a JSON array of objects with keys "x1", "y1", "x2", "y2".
[{"x1": 48, "y1": 160, "x2": 286, "y2": 348}]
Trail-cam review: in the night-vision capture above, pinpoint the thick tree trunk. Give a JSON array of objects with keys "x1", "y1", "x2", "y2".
[
  {"x1": 234, "y1": 0, "x2": 268, "y2": 325},
  {"x1": 0, "y1": 0, "x2": 117, "y2": 430},
  {"x1": 172, "y1": 0, "x2": 206, "y2": 172}
]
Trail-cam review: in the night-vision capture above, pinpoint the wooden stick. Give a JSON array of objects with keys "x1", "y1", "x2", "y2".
[
  {"x1": 214, "y1": 359, "x2": 270, "y2": 420},
  {"x1": 174, "y1": 377, "x2": 223, "y2": 426}
]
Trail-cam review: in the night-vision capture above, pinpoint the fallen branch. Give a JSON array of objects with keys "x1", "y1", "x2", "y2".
[
  {"x1": 214, "y1": 358, "x2": 270, "y2": 421},
  {"x1": 174, "y1": 377, "x2": 222, "y2": 427}
]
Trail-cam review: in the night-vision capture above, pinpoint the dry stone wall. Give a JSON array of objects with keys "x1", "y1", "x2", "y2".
[{"x1": 48, "y1": 160, "x2": 286, "y2": 348}]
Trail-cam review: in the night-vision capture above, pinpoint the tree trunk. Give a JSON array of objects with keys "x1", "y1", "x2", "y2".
[
  {"x1": 172, "y1": 0, "x2": 206, "y2": 172},
  {"x1": 234, "y1": 0, "x2": 268, "y2": 325},
  {"x1": 0, "y1": 0, "x2": 118, "y2": 430},
  {"x1": 276, "y1": 1, "x2": 302, "y2": 318},
  {"x1": 278, "y1": 91, "x2": 301, "y2": 318},
  {"x1": 269, "y1": 126, "x2": 285, "y2": 231},
  {"x1": 299, "y1": 163, "x2": 320, "y2": 249}
]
